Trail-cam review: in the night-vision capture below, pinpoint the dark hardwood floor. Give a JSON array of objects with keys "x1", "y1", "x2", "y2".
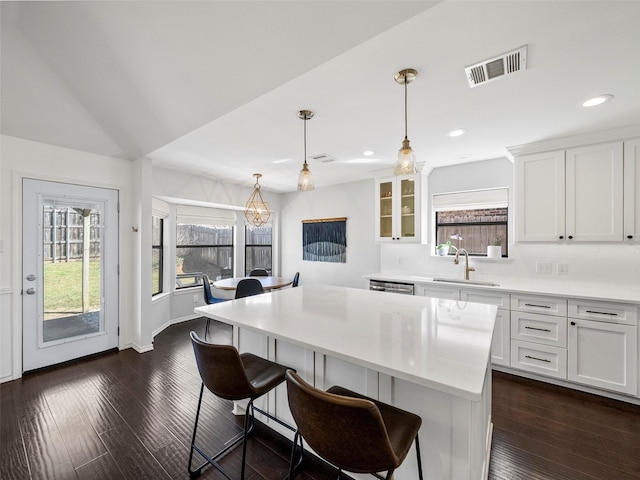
[{"x1": 2, "y1": 317, "x2": 639, "y2": 480}]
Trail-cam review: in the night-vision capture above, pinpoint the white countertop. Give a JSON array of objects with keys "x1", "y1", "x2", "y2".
[
  {"x1": 365, "y1": 272, "x2": 640, "y2": 304},
  {"x1": 195, "y1": 284, "x2": 497, "y2": 401}
]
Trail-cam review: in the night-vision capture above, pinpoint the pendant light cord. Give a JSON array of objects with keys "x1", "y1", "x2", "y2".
[
  {"x1": 404, "y1": 76, "x2": 408, "y2": 141},
  {"x1": 303, "y1": 115, "x2": 308, "y2": 166}
]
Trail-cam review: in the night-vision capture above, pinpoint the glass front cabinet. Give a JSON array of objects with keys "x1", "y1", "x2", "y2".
[{"x1": 375, "y1": 173, "x2": 426, "y2": 243}]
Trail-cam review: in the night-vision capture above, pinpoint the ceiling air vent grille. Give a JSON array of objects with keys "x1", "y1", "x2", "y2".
[
  {"x1": 465, "y1": 45, "x2": 527, "y2": 88},
  {"x1": 310, "y1": 153, "x2": 335, "y2": 163}
]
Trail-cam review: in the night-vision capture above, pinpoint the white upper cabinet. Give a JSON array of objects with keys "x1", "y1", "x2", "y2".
[
  {"x1": 565, "y1": 142, "x2": 623, "y2": 241},
  {"x1": 516, "y1": 141, "x2": 626, "y2": 242},
  {"x1": 624, "y1": 138, "x2": 640, "y2": 241},
  {"x1": 375, "y1": 173, "x2": 425, "y2": 243},
  {"x1": 516, "y1": 150, "x2": 565, "y2": 241}
]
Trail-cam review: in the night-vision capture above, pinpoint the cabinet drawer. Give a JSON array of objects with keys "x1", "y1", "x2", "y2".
[
  {"x1": 415, "y1": 284, "x2": 460, "y2": 300},
  {"x1": 511, "y1": 340, "x2": 567, "y2": 379},
  {"x1": 511, "y1": 294, "x2": 567, "y2": 316},
  {"x1": 511, "y1": 312, "x2": 567, "y2": 347},
  {"x1": 568, "y1": 300, "x2": 638, "y2": 325},
  {"x1": 460, "y1": 289, "x2": 510, "y2": 309}
]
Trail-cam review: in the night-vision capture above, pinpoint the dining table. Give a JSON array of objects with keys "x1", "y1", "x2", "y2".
[{"x1": 212, "y1": 275, "x2": 293, "y2": 291}]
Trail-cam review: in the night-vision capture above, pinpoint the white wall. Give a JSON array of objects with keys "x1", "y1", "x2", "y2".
[
  {"x1": 0, "y1": 135, "x2": 136, "y2": 381},
  {"x1": 280, "y1": 179, "x2": 379, "y2": 289}
]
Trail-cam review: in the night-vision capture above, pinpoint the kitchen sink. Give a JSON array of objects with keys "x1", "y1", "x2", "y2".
[{"x1": 432, "y1": 278, "x2": 500, "y2": 287}]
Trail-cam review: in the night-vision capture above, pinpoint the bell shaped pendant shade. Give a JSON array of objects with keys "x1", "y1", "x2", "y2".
[
  {"x1": 297, "y1": 161, "x2": 314, "y2": 191},
  {"x1": 297, "y1": 109, "x2": 315, "y2": 191},
  {"x1": 244, "y1": 174, "x2": 271, "y2": 227},
  {"x1": 393, "y1": 68, "x2": 418, "y2": 176},
  {"x1": 394, "y1": 137, "x2": 417, "y2": 175}
]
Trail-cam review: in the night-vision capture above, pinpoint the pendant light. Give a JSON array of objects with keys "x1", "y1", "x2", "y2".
[
  {"x1": 244, "y1": 173, "x2": 271, "y2": 227},
  {"x1": 297, "y1": 109, "x2": 315, "y2": 191},
  {"x1": 393, "y1": 68, "x2": 418, "y2": 175}
]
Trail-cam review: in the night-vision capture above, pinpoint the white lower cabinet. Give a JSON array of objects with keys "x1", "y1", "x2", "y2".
[
  {"x1": 461, "y1": 289, "x2": 511, "y2": 367},
  {"x1": 567, "y1": 303, "x2": 638, "y2": 395},
  {"x1": 413, "y1": 284, "x2": 640, "y2": 399},
  {"x1": 489, "y1": 309, "x2": 511, "y2": 367},
  {"x1": 509, "y1": 294, "x2": 567, "y2": 378},
  {"x1": 511, "y1": 311, "x2": 567, "y2": 347},
  {"x1": 511, "y1": 340, "x2": 567, "y2": 379}
]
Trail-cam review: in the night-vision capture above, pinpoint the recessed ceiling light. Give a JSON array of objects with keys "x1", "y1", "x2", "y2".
[
  {"x1": 273, "y1": 158, "x2": 290, "y2": 164},
  {"x1": 448, "y1": 129, "x2": 467, "y2": 137},
  {"x1": 581, "y1": 94, "x2": 614, "y2": 107},
  {"x1": 363, "y1": 150, "x2": 374, "y2": 156}
]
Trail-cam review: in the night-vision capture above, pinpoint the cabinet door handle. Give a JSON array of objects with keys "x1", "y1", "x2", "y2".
[
  {"x1": 525, "y1": 326, "x2": 552, "y2": 332},
  {"x1": 585, "y1": 310, "x2": 618, "y2": 316},
  {"x1": 568, "y1": 235, "x2": 573, "y2": 239},
  {"x1": 524, "y1": 303, "x2": 551, "y2": 309},
  {"x1": 571, "y1": 321, "x2": 576, "y2": 326},
  {"x1": 628, "y1": 235, "x2": 633, "y2": 239},
  {"x1": 525, "y1": 355, "x2": 551, "y2": 363},
  {"x1": 559, "y1": 235, "x2": 564, "y2": 240}
]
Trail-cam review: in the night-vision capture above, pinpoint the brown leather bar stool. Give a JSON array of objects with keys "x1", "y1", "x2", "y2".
[
  {"x1": 188, "y1": 332, "x2": 295, "y2": 479},
  {"x1": 285, "y1": 370, "x2": 423, "y2": 480}
]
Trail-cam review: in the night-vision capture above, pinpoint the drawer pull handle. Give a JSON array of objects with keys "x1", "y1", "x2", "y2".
[
  {"x1": 585, "y1": 310, "x2": 618, "y2": 316},
  {"x1": 524, "y1": 303, "x2": 551, "y2": 309},
  {"x1": 525, "y1": 326, "x2": 552, "y2": 332},
  {"x1": 525, "y1": 355, "x2": 551, "y2": 363}
]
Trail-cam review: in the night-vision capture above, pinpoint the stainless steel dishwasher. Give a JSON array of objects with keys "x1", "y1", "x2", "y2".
[{"x1": 369, "y1": 279, "x2": 414, "y2": 295}]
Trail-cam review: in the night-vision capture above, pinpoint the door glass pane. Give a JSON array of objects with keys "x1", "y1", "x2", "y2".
[
  {"x1": 400, "y1": 179, "x2": 415, "y2": 237},
  {"x1": 42, "y1": 201, "x2": 103, "y2": 343},
  {"x1": 379, "y1": 181, "x2": 393, "y2": 238}
]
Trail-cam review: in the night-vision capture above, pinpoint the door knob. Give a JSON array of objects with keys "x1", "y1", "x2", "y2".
[{"x1": 26, "y1": 288, "x2": 36, "y2": 295}]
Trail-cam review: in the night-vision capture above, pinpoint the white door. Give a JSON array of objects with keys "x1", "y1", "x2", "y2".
[{"x1": 22, "y1": 179, "x2": 119, "y2": 372}]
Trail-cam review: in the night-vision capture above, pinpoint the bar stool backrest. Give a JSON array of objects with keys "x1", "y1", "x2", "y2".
[
  {"x1": 285, "y1": 370, "x2": 399, "y2": 474},
  {"x1": 191, "y1": 332, "x2": 254, "y2": 401}
]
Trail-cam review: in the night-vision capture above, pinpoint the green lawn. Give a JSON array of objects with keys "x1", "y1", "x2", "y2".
[{"x1": 44, "y1": 260, "x2": 101, "y2": 317}]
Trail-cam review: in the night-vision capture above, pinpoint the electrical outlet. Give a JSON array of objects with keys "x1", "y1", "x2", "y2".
[
  {"x1": 193, "y1": 294, "x2": 199, "y2": 303},
  {"x1": 558, "y1": 263, "x2": 568, "y2": 275},
  {"x1": 536, "y1": 262, "x2": 552, "y2": 274}
]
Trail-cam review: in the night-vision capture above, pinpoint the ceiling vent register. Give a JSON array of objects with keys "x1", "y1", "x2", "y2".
[{"x1": 465, "y1": 45, "x2": 527, "y2": 88}]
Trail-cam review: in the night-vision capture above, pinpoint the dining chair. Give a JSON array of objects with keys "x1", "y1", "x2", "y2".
[
  {"x1": 235, "y1": 278, "x2": 264, "y2": 299},
  {"x1": 188, "y1": 332, "x2": 295, "y2": 480},
  {"x1": 292, "y1": 272, "x2": 300, "y2": 287},
  {"x1": 285, "y1": 370, "x2": 423, "y2": 480},
  {"x1": 201, "y1": 274, "x2": 226, "y2": 339},
  {"x1": 249, "y1": 268, "x2": 269, "y2": 276}
]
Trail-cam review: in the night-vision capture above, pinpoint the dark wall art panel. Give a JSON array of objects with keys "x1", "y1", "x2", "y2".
[{"x1": 302, "y1": 217, "x2": 346, "y2": 263}]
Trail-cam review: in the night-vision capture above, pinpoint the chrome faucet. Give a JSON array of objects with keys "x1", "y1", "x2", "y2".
[{"x1": 454, "y1": 248, "x2": 475, "y2": 280}]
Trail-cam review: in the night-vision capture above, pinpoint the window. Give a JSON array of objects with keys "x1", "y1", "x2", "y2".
[
  {"x1": 152, "y1": 216, "x2": 163, "y2": 295},
  {"x1": 245, "y1": 224, "x2": 272, "y2": 275},
  {"x1": 433, "y1": 188, "x2": 509, "y2": 257},
  {"x1": 176, "y1": 224, "x2": 234, "y2": 288},
  {"x1": 175, "y1": 205, "x2": 237, "y2": 288}
]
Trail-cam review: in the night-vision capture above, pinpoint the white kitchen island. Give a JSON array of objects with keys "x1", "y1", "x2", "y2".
[{"x1": 195, "y1": 284, "x2": 497, "y2": 480}]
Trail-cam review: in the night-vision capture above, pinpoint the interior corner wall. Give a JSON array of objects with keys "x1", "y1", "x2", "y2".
[
  {"x1": 0, "y1": 135, "x2": 135, "y2": 381},
  {"x1": 280, "y1": 179, "x2": 379, "y2": 290}
]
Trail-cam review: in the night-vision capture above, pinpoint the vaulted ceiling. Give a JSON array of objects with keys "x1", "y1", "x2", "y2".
[{"x1": 2, "y1": 1, "x2": 639, "y2": 192}]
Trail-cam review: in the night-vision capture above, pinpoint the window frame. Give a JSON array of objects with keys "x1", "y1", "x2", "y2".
[
  {"x1": 432, "y1": 188, "x2": 509, "y2": 258},
  {"x1": 152, "y1": 215, "x2": 164, "y2": 296}
]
